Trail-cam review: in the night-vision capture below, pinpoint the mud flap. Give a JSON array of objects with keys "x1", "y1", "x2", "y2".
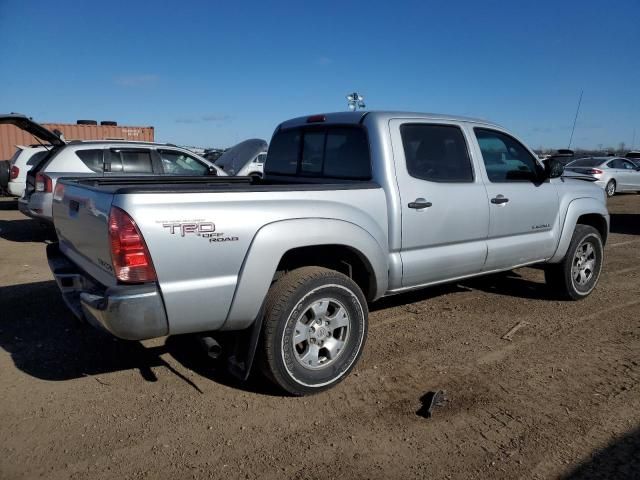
[{"x1": 226, "y1": 303, "x2": 266, "y2": 381}]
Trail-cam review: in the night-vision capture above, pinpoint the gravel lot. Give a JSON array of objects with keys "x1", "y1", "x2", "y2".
[{"x1": 0, "y1": 194, "x2": 638, "y2": 480}]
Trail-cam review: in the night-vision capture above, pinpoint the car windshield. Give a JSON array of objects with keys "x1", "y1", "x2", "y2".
[{"x1": 567, "y1": 158, "x2": 604, "y2": 167}]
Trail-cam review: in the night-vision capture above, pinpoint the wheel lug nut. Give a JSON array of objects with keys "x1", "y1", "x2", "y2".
[{"x1": 310, "y1": 327, "x2": 315, "y2": 333}]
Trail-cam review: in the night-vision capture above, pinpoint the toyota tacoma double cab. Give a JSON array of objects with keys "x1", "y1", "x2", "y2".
[{"x1": 47, "y1": 111, "x2": 609, "y2": 395}]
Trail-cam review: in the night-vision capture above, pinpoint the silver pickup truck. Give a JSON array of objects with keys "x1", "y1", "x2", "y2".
[{"x1": 48, "y1": 111, "x2": 609, "y2": 395}]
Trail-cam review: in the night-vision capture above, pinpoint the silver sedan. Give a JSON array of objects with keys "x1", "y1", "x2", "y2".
[{"x1": 564, "y1": 157, "x2": 640, "y2": 197}]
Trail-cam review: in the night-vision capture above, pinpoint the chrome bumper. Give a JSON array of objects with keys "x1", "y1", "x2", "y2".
[{"x1": 46, "y1": 243, "x2": 169, "y2": 340}]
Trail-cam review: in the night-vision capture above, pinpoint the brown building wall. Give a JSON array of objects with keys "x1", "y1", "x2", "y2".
[{"x1": 0, "y1": 123, "x2": 154, "y2": 160}]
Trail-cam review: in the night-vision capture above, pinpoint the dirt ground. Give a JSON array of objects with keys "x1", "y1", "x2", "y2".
[{"x1": 0, "y1": 194, "x2": 638, "y2": 480}]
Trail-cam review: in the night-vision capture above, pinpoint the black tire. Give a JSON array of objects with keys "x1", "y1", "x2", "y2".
[
  {"x1": 544, "y1": 225, "x2": 603, "y2": 300},
  {"x1": 76, "y1": 120, "x2": 97, "y2": 125},
  {"x1": 100, "y1": 121, "x2": 117, "y2": 126},
  {"x1": 0, "y1": 160, "x2": 10, "y2": 191},
  {"x1": 605, "y1": 179, "x2": 616, "y2": 197},
  {"x1": 260, "y1": 266, "x2": 368, "y2": 396}
]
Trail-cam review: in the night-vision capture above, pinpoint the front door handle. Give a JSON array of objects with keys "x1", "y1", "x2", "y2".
[
  {"x1": 491, "y1": 195, "x2": 509, "y2": 205},
  {"x1": 408, "y1": 198, "x2": 432, "y2": 209}
]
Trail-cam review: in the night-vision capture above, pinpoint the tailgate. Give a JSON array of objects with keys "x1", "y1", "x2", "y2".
[{"x1": 53, "y1": 180, "x2": 117, "y2": 286}]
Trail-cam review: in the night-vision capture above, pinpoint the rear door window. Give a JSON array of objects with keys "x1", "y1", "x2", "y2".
[
  {"x1": 109, "y1": 149, "x2": 153, "y2": 173},
  {"x1": 75, "y1": 149, "x2": 104, "y2": 173},
  {"x1": 266, "y1": 126, "x2": 371, "y2": 180},
  {"x1": 400, "y1": 124, "x2": 473, "y2": 182}
]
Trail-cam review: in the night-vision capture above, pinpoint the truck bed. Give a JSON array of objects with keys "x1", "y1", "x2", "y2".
[{"x1": 52, "y1": 175, "x2": 388, "y2": 335}]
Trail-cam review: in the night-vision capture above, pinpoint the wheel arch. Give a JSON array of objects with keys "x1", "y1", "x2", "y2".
[
  {"x1": 548, "y1": 197, "x2": 610, "y2": 263},
  {"x1": 222, "y1": 218, "x2": 388, "y2": 331}
]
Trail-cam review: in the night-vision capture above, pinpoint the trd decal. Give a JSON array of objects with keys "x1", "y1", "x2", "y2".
[
  {"x1": 162, "y1": 221, "x2": 215, "y2": 237},
  {"x1": 159, "y1": 220, "x2": 239, "y2": 243}
]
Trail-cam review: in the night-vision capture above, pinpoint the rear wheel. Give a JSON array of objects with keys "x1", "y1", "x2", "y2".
[
  {"x1": 544, "y1": 225, "x2": 603, "y2": 300},
  {"x1": 605, "y1": 179, "x2": 616, "y2": 197},
  {"x1": 260, "y1": 266, "x2": 368, "y2": 395}
]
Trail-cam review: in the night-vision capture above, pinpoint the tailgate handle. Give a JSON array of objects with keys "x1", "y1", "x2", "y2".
[{"x1": 69, "y1": 200, "x2": 80, "y2": 214}]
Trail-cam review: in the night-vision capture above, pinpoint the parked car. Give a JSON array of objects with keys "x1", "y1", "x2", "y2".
[
  {"x1": 214, "y1": 139, "x2": 267, "y2": 178},
  {"x1": 0, "y1": 114, "x2": 225, "y2": 223},
  {"x1": 546, "y1": 149, "x2": 575, "y2": 166},
  {"x1": 47, "y1": 111, "x2": 608, "y2": 395},
  {"x1": 202, "y1": 148, "x2": 225, "y2": 163},
  {"x1": 564, "y1": 157, "x2": 640, "y2": 197},
  {"x1": 6, "y1": 145, "x2": 51, "y2": 197},
  {"x1": 626, "y1": 151, "x2": 640, "y2": 167}
]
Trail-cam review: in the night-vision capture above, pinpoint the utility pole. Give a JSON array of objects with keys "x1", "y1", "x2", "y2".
[{"x1": 568, "y1": 90, "x2": 583, "y2": 149}]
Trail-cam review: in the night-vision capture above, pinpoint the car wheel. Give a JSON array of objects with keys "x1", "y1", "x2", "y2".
[
  {"x1": 605, "y1": 179, "x2": 616, "y2": 197},
  {"x1": 544, "y1": 225, "x2": 603, "y2": 300},
  {"x1": 260, "y1": 266, "x2": 368, "y2": 395}
]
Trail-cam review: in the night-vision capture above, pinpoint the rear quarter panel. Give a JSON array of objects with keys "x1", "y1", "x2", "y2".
[{"x1": 115, "y1": 187, "x2": 388, "y2": 334}]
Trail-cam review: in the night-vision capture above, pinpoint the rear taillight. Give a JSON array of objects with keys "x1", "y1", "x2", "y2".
[
  {"x1": 9, "y1": 166, "x2": 19, "y2": 180},
  {"x1": 108, "y1": 207, "x2": 157, "y2": 283},
  {"x1": 35, "y1": 173, "x2": 52, "y2": 192},
  {"x1": 53, "y1": 183, "x2": 65, "y2": 202},
  {"x1": 587, "y1": 168, "x2": 603, "y2": 175}
]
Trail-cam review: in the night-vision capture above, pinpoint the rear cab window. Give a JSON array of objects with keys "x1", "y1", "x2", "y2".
[{"x1": 266, "y1": 126, "x2": 371, "y2": 181}]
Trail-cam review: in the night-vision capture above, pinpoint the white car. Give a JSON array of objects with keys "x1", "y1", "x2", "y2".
[
  {"x1": 214, "y1": 139, "x2": 268, "y2": 178},
  {"x1": 7, "y1": 145, "x2": 51, "y2": 197}
]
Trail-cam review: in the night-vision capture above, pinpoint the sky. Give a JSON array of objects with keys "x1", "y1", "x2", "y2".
[{"x1": 0, "y1": 0, "x2": 638, "y2": 150}]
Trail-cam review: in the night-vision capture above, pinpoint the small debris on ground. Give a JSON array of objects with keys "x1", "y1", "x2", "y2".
[{"x1": 501, "y1": 321, "x2": 529, "y2": 341}]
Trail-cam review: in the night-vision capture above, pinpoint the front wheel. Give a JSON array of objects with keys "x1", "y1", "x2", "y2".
[
  {"x1": 260, "y1": 266, "x2": 368, "y2": 395},
  {"x1": 544, "y1": 225, "x2": 603, "y2": 300}
]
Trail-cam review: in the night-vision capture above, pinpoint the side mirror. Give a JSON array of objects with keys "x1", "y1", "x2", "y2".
[
  {"x1": 207, "y1": 166, "x2": 218, "y2": 176},
  {"x1": 542, "y1": 158, "x2": 564, "y2": 179}
]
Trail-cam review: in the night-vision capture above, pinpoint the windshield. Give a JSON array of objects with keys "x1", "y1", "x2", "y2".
[{"x1": 566, "y1": 158, "x2": 604, "y2": 168}]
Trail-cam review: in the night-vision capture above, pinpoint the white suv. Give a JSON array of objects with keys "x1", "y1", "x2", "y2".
[
  {"x1": 0, "y1": 113, "x2": 226, "y2": 223},
  {"x1": 7, "y1": 146, "x2": 50, "y2": 197}
]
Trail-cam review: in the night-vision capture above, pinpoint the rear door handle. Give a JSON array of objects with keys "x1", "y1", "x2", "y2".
[
  {"x1": 491, "y1": 195, "x2": 509, "y2": 205},
  {"x1": 408, "y1": 198, "x2": 432, "y2": 209}
]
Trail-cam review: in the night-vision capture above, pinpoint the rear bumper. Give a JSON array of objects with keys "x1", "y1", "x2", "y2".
[
  {"x1": 47, "y1": 243, "x2": 169, "y2": 340},
  {"x1": 7, "y1": 181, "x2": 25, "y2": 197},
  {"x1": 18, "y1": 193, "x2": 53, "y2": 222}
]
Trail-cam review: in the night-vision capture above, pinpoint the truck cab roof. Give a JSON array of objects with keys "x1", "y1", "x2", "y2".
[{"x1": 278, "y1": 111, "x2": 502, "y2": 130}]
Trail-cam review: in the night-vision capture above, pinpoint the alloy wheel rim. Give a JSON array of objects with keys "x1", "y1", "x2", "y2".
[
  {"x1": 607, "y1": 182, "x2": 615, "y2": 196},
  {"x1": 572, "y1": 240, "x2": 596, "y2": 287},
  {"x1": 292, "y1": 298, "x2": 350, "y2": 370}
]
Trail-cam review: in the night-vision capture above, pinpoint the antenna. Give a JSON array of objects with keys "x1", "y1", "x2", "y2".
[
  {"x1": 568, "y1": 90, "x2": 583, "y2": 149},
  {"x1": 346, "y1": 92, "x2": 366, "y2": 111}
]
